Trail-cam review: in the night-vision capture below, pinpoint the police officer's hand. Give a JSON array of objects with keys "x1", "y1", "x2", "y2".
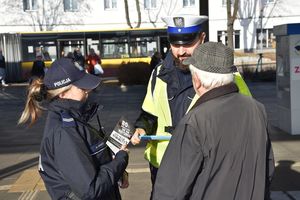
[
  {"x1": 131, "y1": 128, "x2": 145, "y2": 145},
  {"x1": 120, "y1": 144, "x2": 129, "y2": 153},
  {"x1": 119, "y1": 171, "x2": 129, "y2": 189}
]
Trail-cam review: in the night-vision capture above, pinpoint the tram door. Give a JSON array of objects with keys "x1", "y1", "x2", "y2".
[{"x1": 57, "y1": 39, "x2": 85, "y2": 58}]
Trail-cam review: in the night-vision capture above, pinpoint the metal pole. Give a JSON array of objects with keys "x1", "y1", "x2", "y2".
[
  {"x1": 260, "y1": 8, "x2": 263, "y2": 51},
  {"x1": 258, "y1": 2, "x2": 264, "y2": 73}
]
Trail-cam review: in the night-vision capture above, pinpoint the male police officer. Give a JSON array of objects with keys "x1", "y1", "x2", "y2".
[{"x1": 131, "y1": 14, "x2": 251, "y2": 198}]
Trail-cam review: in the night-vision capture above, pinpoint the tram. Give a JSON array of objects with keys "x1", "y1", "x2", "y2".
[{"x1": 20, "y1": 27, "x2": 169, "y2": 78}]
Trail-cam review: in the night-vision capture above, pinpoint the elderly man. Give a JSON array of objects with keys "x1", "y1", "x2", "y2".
[{"x1": 153, "y1": 42, "x2": 275, "y2": 200}]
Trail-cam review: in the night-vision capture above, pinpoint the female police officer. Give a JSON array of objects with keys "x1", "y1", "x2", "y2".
[{"x1": 18, "y1": 58, "x2": 128, "y2": 200}]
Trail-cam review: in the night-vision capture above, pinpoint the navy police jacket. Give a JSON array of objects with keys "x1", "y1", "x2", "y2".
[{"x1": 39, "y1": 99, "x2": 128, "y2": 200}]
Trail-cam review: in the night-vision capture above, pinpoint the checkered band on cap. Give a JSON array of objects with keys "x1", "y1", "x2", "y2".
[{"x1": 183, "y1": 42, "x2": 234, "y2": 74}]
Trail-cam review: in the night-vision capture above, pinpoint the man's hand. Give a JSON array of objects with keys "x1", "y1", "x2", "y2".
[{"x1": 131, "y1": 128, "x2": 146, "y2": 145}]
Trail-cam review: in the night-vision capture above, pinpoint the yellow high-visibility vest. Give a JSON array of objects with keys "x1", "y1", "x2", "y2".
[{"x1": 142, "y1": 65, "x2": 252, "y2": 168}]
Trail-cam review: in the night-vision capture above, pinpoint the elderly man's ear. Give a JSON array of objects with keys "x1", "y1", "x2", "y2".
[{"x1": 192, "y1": 73, "x2": 201, "y2": 90}]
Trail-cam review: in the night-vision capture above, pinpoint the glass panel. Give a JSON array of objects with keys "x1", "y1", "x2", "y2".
[
  {"x1": 21, "y1": 39, "x2": 57, "y2": 61},
  {"x1": 64, "y1": 0, "x2": 70, "y2": 11},
  {"x1": 23, "y1": 0, "x2": 28, "y2": 11},
  {"x1": 129, "y1": 37, "x2": 157, "y2": 57},
  {"x1": 217, "y1": 31, "x2": 227, "y2": 45},
  {"x1": 151, "y1": 0, "x2": 156, "y2": 8},
  {"x1": 102, "y1": 38, "x2": 128, "y2": 58},
  {"x1": 104, "y1": 0, "x2": 110, "y2": 9},
  {"x1": 112, "y1": 0, "x2": 117, "y2": 8},
  {"x1": 32, "y1": 0, "x2": 38, "y2": 10},
  {"x1": 144, "y1": 0, "x2": 149, "y2": 9},
  {"x1": 72, "y1": 0, "x2": 78, "y2": 10},
  {"x1": 222, "y1": 0, "x2": 226, "y2": 6},
  {"x1": 59, "y1": 40, "x2": 84, "y2": 58},
  {"x1": 183, "y1": 0, "x2": 188, "y2": 7},
  {"x1": 234, "y1": 30, "x2": 240, "y2": 49}
]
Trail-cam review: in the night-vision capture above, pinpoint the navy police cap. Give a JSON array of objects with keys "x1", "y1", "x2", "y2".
[
  {"x1": 44, "y1": 58, "x2": 101, "y2": 90},
  {"x1": 162, "y1": 14, "x2": 208, "y2": 45}
]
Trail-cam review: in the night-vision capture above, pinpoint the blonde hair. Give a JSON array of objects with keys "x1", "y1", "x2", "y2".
[
  {"x1": 189, "y1": 64, "x2": 234, "y2": 90},
  {"x1": 18, "y1": 78, "x2": 71, "y2": 126}
]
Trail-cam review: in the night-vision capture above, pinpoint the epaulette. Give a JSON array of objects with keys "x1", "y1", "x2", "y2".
[{"x1": 59, "y1": 111, "x2": 76, "y2": 127}]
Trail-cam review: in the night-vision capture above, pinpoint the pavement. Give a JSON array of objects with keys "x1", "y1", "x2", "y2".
[{"x1": 0, "y1": 79, "x2": 300, "y2": 200}]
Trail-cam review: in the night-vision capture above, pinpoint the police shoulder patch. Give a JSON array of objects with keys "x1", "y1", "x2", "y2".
[{"x1": 59, "y1": 111, "x2": 76, "y2": 127}]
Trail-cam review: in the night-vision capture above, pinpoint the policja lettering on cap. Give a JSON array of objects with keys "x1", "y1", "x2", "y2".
[
  {"x1": 162, "y1": 14, "x2": 208, "y2": 45},
  {"x1": 44, "y1": 58, "x2": 101, "y2": 90}
]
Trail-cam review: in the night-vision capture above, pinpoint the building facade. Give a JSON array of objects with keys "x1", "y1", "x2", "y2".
[
  {"x1": 209, "y1": 0, "x2": 300, "y2": 51},
  {"x1": 1, "y1": 0, "x2": 299, "y2": 51},
  {"x1": 0, "y1": 0, "x2": 300, "y2": 83},
  {"x1": 0, "y1": 0, "x2": 200, "y2": 32}
]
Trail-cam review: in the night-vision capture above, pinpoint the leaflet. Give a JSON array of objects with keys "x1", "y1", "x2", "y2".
[{"x1": 106, "y1": 116, "x2": 134, "y2": 154}]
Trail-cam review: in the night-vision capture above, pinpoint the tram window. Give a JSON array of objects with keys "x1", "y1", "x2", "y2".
[
  {"x1": 129, "y1": 37, "x2": 157, "y2": 57},
  {"x1": 87, "y1": 38, "x2": 100, "y2": 56},
  {"x1": 102, "y1": 38, "x2": 129, "y2": 58},
  {"x1": 22, "y1": 39, "x2": 57, "y2": 61}
]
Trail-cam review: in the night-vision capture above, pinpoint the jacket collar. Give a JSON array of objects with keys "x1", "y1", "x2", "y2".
[
  {"x1": 157, "y1": 51, "x2": 194, "y2": 97},
  {"x1": 48, "y1": 99, "x2": 99, "y2": 122},
  {"x1": 191, "y1": 83, "x2": 239, "y2": 110}
]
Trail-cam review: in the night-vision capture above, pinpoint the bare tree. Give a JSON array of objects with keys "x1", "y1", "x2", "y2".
[
  {"x1": 124, "y1": 0, "x2": 142, "y2": 28},
  {"x1": 147, "y1": 0, "x2": 164, "y2": 27},
  {"x1": 1, "y1": 0, "x2": 91, "y2": 31},
  {"x1": 227, "y1": 0, "x2": 239, "y2": 49}
]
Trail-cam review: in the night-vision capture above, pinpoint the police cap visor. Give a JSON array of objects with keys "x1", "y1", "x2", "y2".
[{"x1": 168, "y1": 32, "x2": 199, "y2": 45}]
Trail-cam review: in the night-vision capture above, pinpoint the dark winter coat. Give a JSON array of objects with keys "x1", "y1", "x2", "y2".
[
  {"x1": 0, "y1": 55, "x2": 5, "y2": 69},
  {"x1": 39, "y1": 99, "x2": 128, "y2": 200},
  {"x1": 153, "y1": 83, "x2": 275, "y2": 200}
]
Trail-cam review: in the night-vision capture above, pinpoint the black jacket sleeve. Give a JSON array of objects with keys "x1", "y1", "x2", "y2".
[
  {"x1": 135, "y1": 109, "x2": 158, "y2": 135},
  {"x1": 54, "y1": 127, "x2": 128, "y2": 199}
]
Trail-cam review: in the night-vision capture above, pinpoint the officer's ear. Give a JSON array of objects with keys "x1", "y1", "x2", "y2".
[
  {"x1": 199, "y1": 32, "x2": 206, "y2": 44},
  {"x1": 58, "y1": 92, "x2": 66, "y2": 99},
  {"x1": 58, "y1": 89, "x2": 70, "y2": 99}
]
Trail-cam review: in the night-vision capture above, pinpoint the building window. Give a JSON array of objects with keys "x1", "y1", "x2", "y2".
[
  {"x1": 104, "y1": 0, "x2": 117, "y2": 9},
  {"x1": 64, "y1": 0, "x2": 78, "y2": 12},
  {"x1": 222, "y1": 0, "x2": 234, "y2": 6},
  {"x1": 256, "y1": 28, "x2": 275, "y2": 49},
  {"x1": 217, "y1": 30, "x2": 240, "y2": 49},
  {"x1": 23, "y1": 0, "x2": 38, "y2": 11},
  {"x1": 183, "y1": 0, "x2": 195, "y2": 7},
  {"x1": 144, "y1": 0, "x2": 157, "y2": 9}
]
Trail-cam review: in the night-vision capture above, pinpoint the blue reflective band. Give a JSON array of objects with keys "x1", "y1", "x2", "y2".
[
  {"x1": 168, "y1": 24, "x2": 202, "y2": 34},
  {"x1": 140, "y1": 135, "x2": 171, "y2": 141}
]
